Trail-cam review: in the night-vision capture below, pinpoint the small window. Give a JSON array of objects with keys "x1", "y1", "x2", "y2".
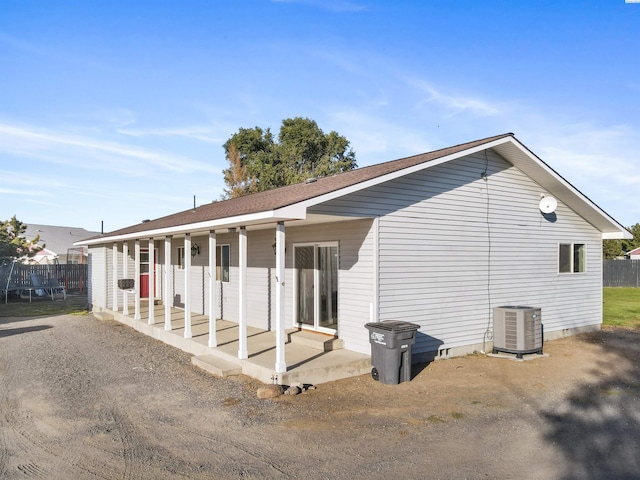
[
  {"x1": 559, "y1": 243, "x2": 585, "y2": 273},
  {"x1": 140, "y1": 250, "x2": 150, "y2": 274},
  {"x1": 217, "y1": 245, "x2": 230, "y2": 282},
  {"x1": 177, "y1": 246, "x2": 185, "y2": 270}
]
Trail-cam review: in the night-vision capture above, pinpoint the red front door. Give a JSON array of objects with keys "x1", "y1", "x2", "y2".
[{"x1": 140, "y1": 249, "x2": 156, "y2": 298}]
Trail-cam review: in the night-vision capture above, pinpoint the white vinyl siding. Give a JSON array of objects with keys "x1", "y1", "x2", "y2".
[
  {"x1": 105, "y1": 245, "x2": 113, "y2": 308},
  {"x1": 312, "y1": 150, "x2": 603, "y2": 357},
  {"x1": 88, "y1": 245, "x2": 106, "y2": 309},
  {"x1": 90, "y1": 148, "x2": 605, "y2": 360},
  {"x1": 282, "y1": 220, "x2": 374, "y2": 352}
]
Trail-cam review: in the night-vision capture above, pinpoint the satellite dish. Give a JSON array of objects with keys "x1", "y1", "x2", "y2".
[{"x1": 539, "y1": 196, "x2": 558, "y2": 214}]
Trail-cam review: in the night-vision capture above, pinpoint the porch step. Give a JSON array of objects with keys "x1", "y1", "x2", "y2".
[
  {"x1": 94, "y1": 311, "x2": 114, "y2": 321},
  {"x1": 192, "y1": 355, "x2": 243, "y2": 378},
  {"x1": 288, "y1": 329, "x2": 343, "y2": 352}
]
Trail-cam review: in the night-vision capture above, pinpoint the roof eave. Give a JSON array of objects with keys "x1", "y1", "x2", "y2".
[
  {"x1": 491, "y1": 138, "x2": 631, "y2": 240},
  {"x1": 75, "y1": 207, "x2": 307, "y2": 246}
]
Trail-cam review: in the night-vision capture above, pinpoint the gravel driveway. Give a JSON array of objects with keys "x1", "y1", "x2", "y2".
[{"x1": 1, "y1": 310, "x2": 639, "y2": 479}]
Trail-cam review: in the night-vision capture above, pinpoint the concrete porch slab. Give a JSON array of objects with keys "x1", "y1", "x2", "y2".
[
  {"x1": 192, "y1": 355, "x2": 243, "y2": 377},
  {"x1": 95, "y1": 302, "x2": 372, "y2": 386}
]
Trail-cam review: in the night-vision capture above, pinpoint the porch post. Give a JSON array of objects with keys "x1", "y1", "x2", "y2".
[
  {"x1": 275, "y1": 221, "x2": 287, "y2": 373},
  {"x1": 164, "y1": 236, "x2": 172, "y2": 331},
  {"x1": 134, "y1": 239, "x2": 141, "y2": 320},
  {"x1": 373, "y1": 215, "x2": 380, "y2": 322},
  {"x1": 148, "y1": 237, "x2": 154, "y2": 325},
  {"x1": 112, "y1": 242, "x2": 118, "y2": 312},
  {"x1": 184, "y1": 234, "x2": 192, "y2": 338},
  {"x1": 208, "y1": 230, "x2": 217, "y2": 348},
  {"x1": 123, "y1": 242, "x2": 129, "y2": 316},
  {"x1": 238, "y1": 226, "x2": 248, "y2": 359}
]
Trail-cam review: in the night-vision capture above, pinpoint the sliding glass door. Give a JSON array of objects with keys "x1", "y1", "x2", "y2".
[{"x1": 295, "y1": 243, "x2": 338, "y2": 332}]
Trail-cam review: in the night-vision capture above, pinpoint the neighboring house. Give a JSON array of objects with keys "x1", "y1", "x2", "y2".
[
  {"x1": 77, "y1": 133, "x2": 631, "y2": 383},
  {"x1": 625, "y1": 247, "x2": 640, "y2": 259},
  {"x1": 24, "y1": 224, "x2": 100, "y2": 264}
]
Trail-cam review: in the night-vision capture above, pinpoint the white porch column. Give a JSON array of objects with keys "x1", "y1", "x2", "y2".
[
  {"x1": 274, "y1": 222, "x2": 287, "y2": 373},
  {"x1": 134, "y1": 239, "x2": 141, "y2": 320},
  {"x1": 208, "y1": 230, "x2": 217, "y2": 348},
  {"x1": 148, "y1": 237, "x2": 155, "y2": 325},
  {"x1": 238, "y1": 226, "x2": 248, "y2": 359},
  {"x1": 112, "y1": 242, "x2": 118, "y2": 312},
  {"x1": 164, "y1": 236, "x2": 172, "y2": 331},
  {"x1": 373, "y1": 215, "x2": 380, "y2": 322},
  {"x1": 184, "y1": 234, "x2": 192, "y2": 338},
  {"x1": 123, "y1": 242, "x2": 129, "y2": 316}
]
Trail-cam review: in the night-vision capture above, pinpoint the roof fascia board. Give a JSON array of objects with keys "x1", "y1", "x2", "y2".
[
  {"x1": 603, "y1": 231, "x2": 632, "y2": 240},
  {"x1": 76, "y1": 209, "x2": 306, "y2": 246},
  {"x1": 498, "y1": 138, "x2": 632, "y2": 239}
]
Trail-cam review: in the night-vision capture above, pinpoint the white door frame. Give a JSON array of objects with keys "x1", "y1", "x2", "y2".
[{"x1": 293, "y1": 242, "x2": 339, "y2": 334}]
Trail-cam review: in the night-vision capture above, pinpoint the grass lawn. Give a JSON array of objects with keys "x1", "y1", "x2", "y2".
[
  {"x1": 0, "y1": 294, "x2": 89, "y2": 318},
  {"x1": 2, "y1": 288, "x2": 638, "y2": 328},
  {"x1": 603, "y1": 287, "x2": 640, "y2": 329}
]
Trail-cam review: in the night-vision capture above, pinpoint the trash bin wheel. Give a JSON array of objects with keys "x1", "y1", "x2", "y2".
[{"x1": 371, "y1": 367, "x2": 379, "y2": 381}]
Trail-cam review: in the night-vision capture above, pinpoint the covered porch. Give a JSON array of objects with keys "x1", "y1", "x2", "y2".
[{"x1": 95, "y1": 300, "x2": 372, "y2": 385}]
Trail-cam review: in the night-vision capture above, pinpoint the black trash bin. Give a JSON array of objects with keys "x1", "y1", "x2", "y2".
[{"x1": 365, "y1": 321, "x2": 420, "y2": 385}]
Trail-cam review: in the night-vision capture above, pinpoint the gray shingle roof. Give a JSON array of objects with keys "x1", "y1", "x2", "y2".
[
  {"x1": 24, "y1": 224, "x2": 101, "y2": 254},
  {"x1": 94, "y1": 133, "x2": 513, "y2": 240}
]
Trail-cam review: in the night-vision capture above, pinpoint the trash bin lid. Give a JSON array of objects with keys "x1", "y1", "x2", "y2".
[{"x1": 365, "y1": 320, "x2": 420, "y2": 332}]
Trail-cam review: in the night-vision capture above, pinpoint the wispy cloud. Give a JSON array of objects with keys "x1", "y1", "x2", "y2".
[
  {"x1": 315, "y1": 48, "x2": 501, "y2": 119},
  {"x1": 117, "y1": 125, "x2": 224, "y2": 144},
  {"x1": 404, "y1": 77, "x2": 501, "y2": 117},
  {"x1": 68, "y1": 108, "x2": 138, "y2": 128},
  {"x1": 0, "y1": 187, "x2": 52, "y2": 197},
  {"x1": 0, "y1": 31, "x2": 108, "y2": 70},
  {"x1": 0, "y1": 122, "x2": 218, "y2": 175},
  {"x1": 328, "y1": 109, "x2": 433, "y2": 163},
  {"x1": 527, "y1": 122, "x2": 640, "y2": 225}
]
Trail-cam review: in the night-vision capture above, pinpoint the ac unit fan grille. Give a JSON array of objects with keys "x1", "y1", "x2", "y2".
[{"x1": 493, "y1": 306, "x2": 543, "y2": 358}]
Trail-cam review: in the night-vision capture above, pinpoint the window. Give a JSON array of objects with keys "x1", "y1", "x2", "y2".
[
  {"x1": 217, "y1": 244, "x2": 230, "y2": 282},
  {"x1": 140, "y1": 250, "x2": 150, "y2": 274},
  {"x1": 177, "y1": 246, "x2": 185, "y2": 270},
  {"x1": 559, "y1": 243, "x2": 585, "y2": 273},
  {"x1": 177, "y1": 244, "x2": 229, "y2": 281}
]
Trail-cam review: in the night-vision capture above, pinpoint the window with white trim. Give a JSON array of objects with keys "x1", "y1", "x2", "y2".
[
  {"x1": 559, "y1": 243, "x2": 585, "y2": 273},
  {"x1": 177, "y1": 246, "x2": 185, "y2": 270},
  {"x1": 217, "y1": 244, "x2": 230, "y2": 282}
]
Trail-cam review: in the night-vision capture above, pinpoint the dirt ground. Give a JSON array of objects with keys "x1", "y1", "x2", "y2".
[{"x1": 1, "y1": 307, "x2": 639, "y2": 479}]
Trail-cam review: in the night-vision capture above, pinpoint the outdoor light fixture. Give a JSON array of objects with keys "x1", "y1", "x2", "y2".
[{"x1": 191, "y1": 243, "x2": 200, "y2": 257}]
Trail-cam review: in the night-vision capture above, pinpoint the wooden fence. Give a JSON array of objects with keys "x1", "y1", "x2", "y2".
[
  {"x1": 6, "y1": 264, "x2": 88, "y2": 294},
  {"x1": 603, "y1": 260, "x2": 640, "y2": 287}
]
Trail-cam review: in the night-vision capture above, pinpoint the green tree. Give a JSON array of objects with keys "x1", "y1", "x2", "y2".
[
  {"x1": 222, "y1": 117, "x2": 357, "y2": 198},
  {"x1": 603, "y1": 222, "x2": 640, "y2": 259},
  {"x1": 0, "y1": 216, "x2": 43, "y2": 260}
]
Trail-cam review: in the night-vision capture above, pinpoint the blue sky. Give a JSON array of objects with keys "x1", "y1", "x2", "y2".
[{"x1": 1, "y1": 0, "x2": 639, "y2": 233}]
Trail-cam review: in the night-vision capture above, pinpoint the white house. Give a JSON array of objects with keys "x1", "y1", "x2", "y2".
[
  {"x1": 77, "y1": 133, "x2": 631, "y2": 384},
  {"x1": 626, "y1": 247, "x2": 640, "y2": 259},
  {"x1": 24, "y1": 224, "x2": 99, "y2": 264}
]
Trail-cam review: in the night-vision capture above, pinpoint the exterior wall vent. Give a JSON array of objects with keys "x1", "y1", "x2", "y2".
[{"x1": 492, "y1": 306, "x2": 543, "y2": 358}]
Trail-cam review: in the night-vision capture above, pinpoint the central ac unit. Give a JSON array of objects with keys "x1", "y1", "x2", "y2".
[{"x1": 492, "y1": 306, "x2": 543, "y2": 358}]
